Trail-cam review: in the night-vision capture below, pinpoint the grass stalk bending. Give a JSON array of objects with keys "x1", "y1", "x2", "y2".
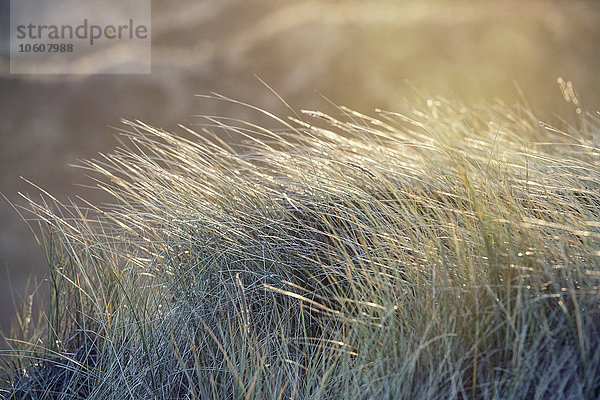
[{"x1": 2, "y1": 94, "x2": 600, "y2": 399}]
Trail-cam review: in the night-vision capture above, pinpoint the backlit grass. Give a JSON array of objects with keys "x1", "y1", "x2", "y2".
[{"x1": 2, "y1": 92, "x2": 600, "y2": 399}]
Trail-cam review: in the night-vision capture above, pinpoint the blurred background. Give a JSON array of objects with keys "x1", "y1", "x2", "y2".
[{"x1": 1, "y1": 0, "x2": 599, "y2": 332}]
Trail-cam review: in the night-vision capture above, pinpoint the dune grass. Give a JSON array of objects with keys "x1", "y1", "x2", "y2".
[{"x1": 1, "y1": 92, "x2": 600, "y2": 399}]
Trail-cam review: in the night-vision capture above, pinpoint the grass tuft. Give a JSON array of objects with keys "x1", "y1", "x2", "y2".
[{"x1": 2, "y1": 94, "x2": 600, "y2": 399}]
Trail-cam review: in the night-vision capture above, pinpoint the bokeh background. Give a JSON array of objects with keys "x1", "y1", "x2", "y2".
[{"x1": 1, "y1": 0, "x2": 599, "y2": 332}]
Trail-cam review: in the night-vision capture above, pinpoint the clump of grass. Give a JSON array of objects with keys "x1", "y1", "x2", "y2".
[{"x1": 2, "y1": 92, "x2": 600, "y2": 399}]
